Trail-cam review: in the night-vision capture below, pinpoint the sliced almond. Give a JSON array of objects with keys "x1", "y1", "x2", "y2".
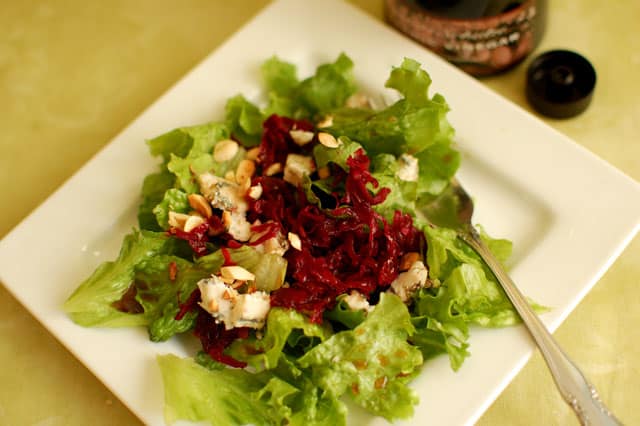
[
  {"x1": 224, "y1": 170, "x2": 236, "y2": 181},
  {"x1": 318, "y1": 132, "x2": 340, "y2": 148},
  {"x1": 399, "y1": 252, "x2": 420, "y2": 271},
  {"x1": 168, "y1": 212, "x2": 189, "y2": 229},
  {"x1": 317, "y1": 166, "x2": 331, "y2": 179},
  {"x1": 264, "y1": 162, "x2": 283, "y2": 176},
  {"x1": 236, "y1": 159, "x2": 256, "y2": 186},
  {"x1": 213, "y1": 139, "x2": 239, "y2": 162},
  {"x1": 184, "y1": 215, "x2": 206, "y2": 233},
  {"x1": 317, "y1": 115, "x2": 333, "y2": 128},
  {"x1": 188, "y1": 193, "x2": 212, "y2": 218},
  {"x1": 220, "y1": 265, "x2": 255, "y2": 282},
  {"x1": 248, "y1": 184, "x2": 263, "y2": 200},
  {"x1": 288, "y1": 232, "x2": 302, "y2": 251},
  {"x1": 239, "y1": 174, "x2": 252, "y2": 195},
  {"x1": 219, "y1": 275, "x2": 235, "y2": 285},
  {"x1": 246, "y1": 147, "x2": 261, "y2": 161},
  {"x1": 289, "y1": 129, "x2": 315, "y2": 146}
]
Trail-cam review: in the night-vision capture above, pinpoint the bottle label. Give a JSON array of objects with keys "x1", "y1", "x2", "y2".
[{"x1": 386, "y1": 0, "x2": 541, "y2": 76}]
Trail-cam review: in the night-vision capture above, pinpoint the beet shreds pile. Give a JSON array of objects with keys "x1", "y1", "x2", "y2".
[{"x1": 171, "y1": 115, "x2": 425, "y2": 365}]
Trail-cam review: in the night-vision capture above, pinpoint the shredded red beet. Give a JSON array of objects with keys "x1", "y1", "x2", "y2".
[
  {"x1": 193, "y1": 309, "x2": 249, "y2": 368},
  {"x1": 247, "y1": 221, "x2": 283, "y2": 246},
  {"x1": 174, "y1": 288, "x2": 201, "y2": 321},
  {"x1": 178, "y1": 114, "x2": 426, "y2": 365},
  {"x1": 253, "y1": 139, "x2": 425, "y2": 322},
  {"x1": 221, "y1": 247, "x2": 236, "y2": 266},
  {"x1": 258, "y1": 115, "x2": 315, "y2": 170},
  {"x1": 169, "y1": 222, "x2": 210, "y2": 256}
]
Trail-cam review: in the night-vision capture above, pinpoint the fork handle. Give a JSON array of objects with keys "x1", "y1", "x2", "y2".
[{"x1": 460, "y1": 229, "x2": 622, "y2": 426}]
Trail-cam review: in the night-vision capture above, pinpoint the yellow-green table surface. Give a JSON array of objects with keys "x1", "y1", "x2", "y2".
[{"x1": 1, "y1": 1, "x2": 638, "y2": 425}]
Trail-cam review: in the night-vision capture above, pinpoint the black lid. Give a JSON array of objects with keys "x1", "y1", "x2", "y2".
[{"x1": 526, "y1": 50, "x2": 596, "y2": 119}]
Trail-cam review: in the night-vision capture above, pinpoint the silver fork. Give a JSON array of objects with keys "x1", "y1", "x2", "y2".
[{"x1": 420, "y1": 179, "x2": 622, "y2": 426}]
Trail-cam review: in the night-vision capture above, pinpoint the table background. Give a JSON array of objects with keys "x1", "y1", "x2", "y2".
[{"x1": 1, "y1": 1, "x2": 638, "y2": 425}]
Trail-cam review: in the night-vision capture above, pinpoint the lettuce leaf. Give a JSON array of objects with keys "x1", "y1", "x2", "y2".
[
  {"x1": 262, "y1": 56, "x2": 299, "y2": 97},
  {"x1": 64, "y1": 230, "x2": 173, "y2": 327},
  {"x1": 165, "y1": 122, "x2": 237, "y2": 193},
  {"x1": 227, "y1": 308, "x2": 332, "y2": 371},
  {"x1": 158, "y1": 354, "x2": 346, "y2": 426},
  {"x1": 323, "y1": 298, "x2": 366, "y2": 329},
  {"x1": 297, "y1": 53, "x2": 356, "y2": 116},
  {"x1": 323, "y1": 58, "x2": 458, "y2": 202},
  {"x1": 312, "y1": 136, "x2": 363, "y2": 171},
  {"x1": 137, "y1": 169, "x2": 176, "y2": 231},
  {"x1": 152, "y1": 188, "x2": 189, "y2": 230},
  {"x1": 225, "y1": 94, "x2": 265, "y2": 146},
  {"x1": 158, "y1": 354, "x2": 275, "y2": 426},
  {"x1": 298, "y1": 293, "x2": 422, "y2": 421},
  {"x1": 133, "y1": 255, "x2": 213, "y2": 341},
  {"x1": 370, "y1": 153, "x2": 418, "y2": 219},
  {"x1": 409, "y1": 225, "x2": 531, "y2": 370}
]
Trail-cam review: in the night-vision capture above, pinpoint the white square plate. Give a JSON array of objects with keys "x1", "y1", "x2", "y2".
[{"x1": 1, "y1": 0, "x2": 639, "y2": 425}]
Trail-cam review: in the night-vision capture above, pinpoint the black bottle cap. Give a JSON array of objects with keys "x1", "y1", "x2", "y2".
[{"x1": 526, "y1": 50, "x2": 596, "y2": 119}]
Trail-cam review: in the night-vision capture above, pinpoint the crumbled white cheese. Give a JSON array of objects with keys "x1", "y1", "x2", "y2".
[
  {"x1": 390, "y1": 260, "x2": 428, "y2": 302},
  {"x1": 343, "y1": 291, "x2": 372, "y2": 312},
  {"x1": 227, "y1": 211, "x2": 252, "y2": 242},
  {"x1": 197, "y1": 173, "x2": 248, "y2": 213},
  {"x1": 198, "y1": 276, "x2": 236, "y2": 326},
  {"x1": 397, "y1": 154, "x2": 419, "y2": 182},
  {"x1": 283, "y1": 154, "x2": 315, "y2": 187},
  {"x1": 251, "y1": 224, "x2": 289, "y2": 256},
  {"x1": 198, "y1": 276, "x2": 270, "y2": 330},
  {"x1": 233, "y1": 292, "x2": 271, "y2": 328}
]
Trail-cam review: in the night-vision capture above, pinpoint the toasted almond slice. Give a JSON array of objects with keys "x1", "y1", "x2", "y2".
[
  {"x1": 264, "y1": 162, "x2": 283, "y2": 176},
  {"x1": 246, "y1": 147, "x2": 261, "y2": 161},
  {"x1": 318, "y1": 132, "x2": 340, "y2": 148},
  {"x1": 219, "y1": 276, "x2": 235, "y2": 285},
  {"x1": 399, "y1": 252, "x2": 420, "y2": 271},
  {"x1": 317, "y1": 115, "x2": 333, "y2": 128},
  {"x1": 188, "y1": 193, "x2": 212, "y2": 218},
  {"x1": 288, "y1": 232, "x2": 302, "y2": 251},
  {"x1": 184, "y1": 215, "x2": 206, "y2": 233},
  {"x1": 168, "y1": 212, "x2": 190, "y2": 229},
  {"x1": 239, "y1": 174, "x2": 252, "y2": 195},
  {"x1": 289, "y1": 129, "x2": 315, "y2": 146},
  {"x1": 220, "y1": 265, "x2": 255, "y2": 281},
  {"x1": 248, "y1": 184, "x2": 263, "y2": 200},
  {"x1": 213, "y1": 139, "x2": 239, "y2": 162},
  {"x1": 236, "y1": 159, "x2": 256, "y2": 185},
  {"x1": 317, "y1": 166, "x2": 331, "y2": 179}
]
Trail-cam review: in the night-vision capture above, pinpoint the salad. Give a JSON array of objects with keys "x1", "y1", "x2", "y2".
[{"x1": 64, "y1": 54, "x2": 527, "y2": 425}]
